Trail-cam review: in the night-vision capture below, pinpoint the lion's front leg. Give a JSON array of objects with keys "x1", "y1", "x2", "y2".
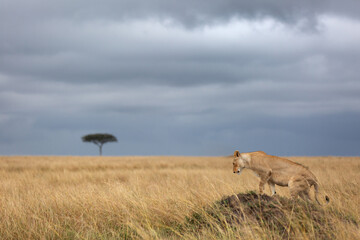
[
  {"x1": 268, "y1": 182, "x2": 276, "y2": 196},
  {"x1": 259, "y1": 181, "x2": 265, "y2": 195},
  {"x1": 259, "y1": 170, "x2": 272, "y2": 195}
]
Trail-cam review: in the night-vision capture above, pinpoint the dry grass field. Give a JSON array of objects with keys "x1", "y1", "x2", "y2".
[{"x1": 0, "y1": 155, "x2": 359, "y2": 239}]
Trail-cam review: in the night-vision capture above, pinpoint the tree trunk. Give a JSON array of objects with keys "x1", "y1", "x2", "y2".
[{"x1": 99, "y1": 144, "x2": 103, "y2": 156}]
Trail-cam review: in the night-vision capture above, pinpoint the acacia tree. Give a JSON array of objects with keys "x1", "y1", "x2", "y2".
[{"x1": 82, "y1": 133, "x2": 117, "y2": 156}]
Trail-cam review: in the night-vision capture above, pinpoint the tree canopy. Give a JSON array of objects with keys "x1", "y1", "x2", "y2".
[{"x1": 82, "y1": 133, "x2": 117, "y2": 156}]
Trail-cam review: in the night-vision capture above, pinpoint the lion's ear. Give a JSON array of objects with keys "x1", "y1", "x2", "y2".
[{"x1": 234, "y1": 150, "x2": 240, "y2": 157}]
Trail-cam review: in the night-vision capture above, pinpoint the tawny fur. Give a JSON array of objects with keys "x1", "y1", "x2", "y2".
[{"x1": 233, "y1": 150, "x2": 327, "y2": 204}]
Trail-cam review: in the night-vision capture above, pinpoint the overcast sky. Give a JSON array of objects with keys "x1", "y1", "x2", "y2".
[{"x1": 1, "y1": 0, "x2": 360, "y2": 156}]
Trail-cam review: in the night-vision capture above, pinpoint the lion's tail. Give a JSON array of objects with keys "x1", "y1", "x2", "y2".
[{"x1": 314, "y1": 182, "x2": 330, "y2": 205}]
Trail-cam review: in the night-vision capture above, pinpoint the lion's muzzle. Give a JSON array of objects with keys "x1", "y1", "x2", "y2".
[{"x1": 234, "y1": 168, "x2": 243, "y2": 175}]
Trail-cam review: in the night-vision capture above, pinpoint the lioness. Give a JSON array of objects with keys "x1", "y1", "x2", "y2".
[{"x1": 233, "y1": 150, "x2": 328, "y2": 204}]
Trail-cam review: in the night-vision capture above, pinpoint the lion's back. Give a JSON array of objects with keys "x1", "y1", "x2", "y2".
[{"x1": 250, "y1": 152, "x2": 312, "y2": 176}]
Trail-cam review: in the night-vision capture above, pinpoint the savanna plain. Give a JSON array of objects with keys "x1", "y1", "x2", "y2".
[{"x1": 0, "y1": 155, "x2": 359, "y2": 239}]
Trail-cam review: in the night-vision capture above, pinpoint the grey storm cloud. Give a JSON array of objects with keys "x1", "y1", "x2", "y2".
[
  {"x1": 2, "y1": 16, "x2": 360, "y2": 86},
  {"x1": 1, "y1": 0, "x2": 360, "y2": 27},
  {"x1": 1, "y1": 0, "x2": 360, "y2": 156}
]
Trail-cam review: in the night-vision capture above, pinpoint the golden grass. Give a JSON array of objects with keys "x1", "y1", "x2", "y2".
[{"x1": 0, "y1": 156, "x2": 359, "y2": 239}]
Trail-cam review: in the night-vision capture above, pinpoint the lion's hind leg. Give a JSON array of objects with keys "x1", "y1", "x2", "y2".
[{"x1": 288, "y1": 176, "x2": 311, "y2": 201}]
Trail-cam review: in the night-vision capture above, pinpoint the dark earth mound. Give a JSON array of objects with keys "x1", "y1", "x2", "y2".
[
  {"x1": 219, "y1": 191, "x2": 325, "y2": 225},
  {"x1": 186, "y1": 191, "x2": 348, "y2": 239}
]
